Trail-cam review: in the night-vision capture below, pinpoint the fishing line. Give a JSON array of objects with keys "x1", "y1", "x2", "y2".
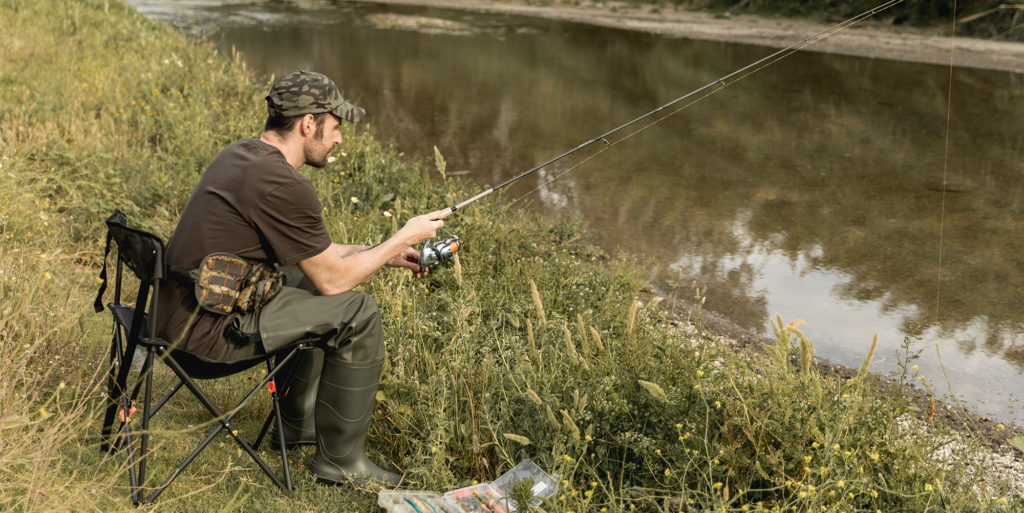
[
  {"x1": 462, "y1": 0, "x2": 904, "y2": 230},
  {"x1": 936, "y1": 1, "x2": 958, "y2": 325}
]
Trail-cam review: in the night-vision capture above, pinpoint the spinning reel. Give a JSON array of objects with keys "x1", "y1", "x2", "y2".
[{"x1": 419, "y1": 235, "x2": 461, "y2": 272}]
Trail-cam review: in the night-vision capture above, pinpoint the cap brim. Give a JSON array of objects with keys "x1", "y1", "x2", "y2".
[{"x1": 332, "y1": 101, "x2": 366, "y2": 123}]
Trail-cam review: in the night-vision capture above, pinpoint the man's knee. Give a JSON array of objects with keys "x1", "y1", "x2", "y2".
[
  {"x1": 346, "y1": 291, "x2": 380, "y2": 328},
  {"x1": 324, "y1": 291, "x2": 384, "y2": 366}
]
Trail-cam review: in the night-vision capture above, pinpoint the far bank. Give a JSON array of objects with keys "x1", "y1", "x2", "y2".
[{"x1": 364, "y1": 0, "x2": 1024, "y2": 72}]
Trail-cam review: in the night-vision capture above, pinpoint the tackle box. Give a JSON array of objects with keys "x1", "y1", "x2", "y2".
[
  {"x1": 490, "y1": 459, "x2": 558, "y2": 508},
  {"x1": 442, "y1": 483, "x2": 512, "y2": 512},
  {"x1": 378, "y1": 490, "x2": 461, "y2": 513},
  {"x1": 379, "y1": 460, "x2": 557, "y2": 512}
]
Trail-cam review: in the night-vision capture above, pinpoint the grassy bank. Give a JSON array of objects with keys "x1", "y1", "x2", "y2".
[{"x1": 0, "y1": 0, "x2": 1020, "y2": 511}]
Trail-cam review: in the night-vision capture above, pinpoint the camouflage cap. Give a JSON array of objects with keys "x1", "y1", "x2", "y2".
[{"x1": 265, "y1": 70, "x2": 365, "y2": 123}]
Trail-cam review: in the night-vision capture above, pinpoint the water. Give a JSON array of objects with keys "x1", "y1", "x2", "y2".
[{"x1": 129, "y1": 0, "x2": 1024, "y2": 425}]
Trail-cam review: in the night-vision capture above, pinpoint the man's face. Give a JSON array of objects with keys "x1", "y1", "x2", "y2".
[{"x1": 303, "y1": 113, "x2": 343, "y2": 168}]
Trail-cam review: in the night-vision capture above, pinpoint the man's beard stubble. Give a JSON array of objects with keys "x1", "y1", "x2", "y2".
[{"x1": 303, "y1": 124, "x2": 331, "y2": 168}]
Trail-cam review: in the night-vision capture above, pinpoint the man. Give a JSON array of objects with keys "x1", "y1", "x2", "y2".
[{"x1": 152, "y1": 71, "x2": 442, "y2": 486}]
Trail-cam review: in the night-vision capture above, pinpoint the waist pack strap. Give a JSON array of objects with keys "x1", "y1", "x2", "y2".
[{"x1": 224, "y1": 320, "x2": 262, "y2": 347}]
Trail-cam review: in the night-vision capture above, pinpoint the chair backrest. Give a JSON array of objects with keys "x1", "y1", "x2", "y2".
[
  {"x1": 93, "y1": 210, "x2": 169, "y2": 353},
  {"x1": 105, "y1": 211, "x2": 166, "y2": 284},
  {"x1": 94, "y1": 210, "x2": 167, "y2": 313}
]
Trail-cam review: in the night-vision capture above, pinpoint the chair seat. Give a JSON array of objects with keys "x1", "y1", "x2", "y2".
[
  {"x1": 109, "y1": 302, "x2": 275, "y2": 380},
  {"x1": 109, "y1": 303, "x2": 148, "y2": 338}
]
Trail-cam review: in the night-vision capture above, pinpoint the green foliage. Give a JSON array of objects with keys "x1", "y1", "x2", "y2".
[
  {"x1": 698, "y1": 0, "x2": 1024, "y2": 41},
  {"x1": 0, "y1": 1, "x2": 1021, "y2": 512},
  {"x1": 508, "y1": 477, "x2": 537, "y2": 511}
]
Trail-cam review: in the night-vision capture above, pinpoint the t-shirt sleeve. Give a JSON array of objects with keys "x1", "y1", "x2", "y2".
[{"x1": 253, "y1": 180, "x2": 333, "y2": 266}]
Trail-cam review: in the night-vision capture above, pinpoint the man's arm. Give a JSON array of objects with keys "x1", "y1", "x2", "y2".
[
  {"x1": 332, "y1": 243, "x2": 363, "y2": 259},
  {"x1": 298, "y1": 211, "x2": 444, "y2": 295}
]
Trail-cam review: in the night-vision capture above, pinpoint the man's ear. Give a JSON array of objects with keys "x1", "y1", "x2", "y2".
[{"x1": 299, "y1": 114, "x2": 316, "y2": 137}]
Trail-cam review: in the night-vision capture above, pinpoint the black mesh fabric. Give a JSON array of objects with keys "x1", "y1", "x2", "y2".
[{"x1": 106, "y1": 214, "x2": 166, "y2": 283}]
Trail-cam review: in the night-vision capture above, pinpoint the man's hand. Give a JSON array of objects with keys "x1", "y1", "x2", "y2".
[
  {"x1": 396, "y1": 210, "x2": 445, "y2": 247},
  {"x1": 387, "y1": 247, "x2": 428, "y2": 278}
]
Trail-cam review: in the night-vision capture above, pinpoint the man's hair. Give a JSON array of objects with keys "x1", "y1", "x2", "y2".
[{"x1": 264, "y1": 112, "x2": 330, "y2": 138}]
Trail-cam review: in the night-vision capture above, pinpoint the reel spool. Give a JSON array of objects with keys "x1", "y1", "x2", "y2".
[{"x1": 419, "y1": 236, "x2": 461, "y2": 272}]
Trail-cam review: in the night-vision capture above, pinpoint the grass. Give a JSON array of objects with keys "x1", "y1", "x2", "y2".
[{"x1": 0, "y1": 0, "x2": 1021, "y2": 511}]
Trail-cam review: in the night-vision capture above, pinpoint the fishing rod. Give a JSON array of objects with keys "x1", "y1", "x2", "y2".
[{"x1": 419, "y1": 0, "x2": 903, "y2": 271}]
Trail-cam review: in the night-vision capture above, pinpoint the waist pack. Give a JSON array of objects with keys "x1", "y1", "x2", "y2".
[{"x1": 172, "y1": 253, "x2": 283, "y2": 315}]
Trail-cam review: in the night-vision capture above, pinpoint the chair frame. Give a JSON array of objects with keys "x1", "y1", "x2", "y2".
[{"x1": 97, "y1": 211, "x2": 312, "y2": 505}]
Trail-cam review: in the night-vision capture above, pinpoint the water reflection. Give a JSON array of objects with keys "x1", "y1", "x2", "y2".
[{"x1": 129, "y1": 0, "x2": 1024, "y2": 424}]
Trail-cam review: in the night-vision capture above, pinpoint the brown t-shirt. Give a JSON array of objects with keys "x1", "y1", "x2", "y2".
[{"x1": 151, "y1": 138, "x2": 333, "y2": 359}]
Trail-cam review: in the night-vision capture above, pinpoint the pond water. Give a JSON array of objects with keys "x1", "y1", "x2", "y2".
[{"x1": 129, "y1": 0, "x2": 1024, "y2": 425}]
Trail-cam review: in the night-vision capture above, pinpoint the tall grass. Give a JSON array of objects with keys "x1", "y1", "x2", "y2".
[{"x1": 0, "y1": 0, "x2": 1020, "y2": 511}]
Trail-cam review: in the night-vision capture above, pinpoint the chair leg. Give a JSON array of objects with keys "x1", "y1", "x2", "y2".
[
  {"x1": 267, "y1": 359, "x2": 293, "y2": 492},
  {"x1": 150, "y1": 380, "x2": 184, "y2": 417},
  {"x1": 142, "y1": 348, "x2": 298, "y2": 503},
  {"x1": 121, "y1": 391, "x2": 139, "y2": 504},
  {"x1": 136, "y1": 346, "x2": 155, "y2": 504},
  {"x1": 101, "y1": 327, "x2": 123, "y2": 452},
  {"x1": 101, "y1": 323, "x2": 143, "y2": 503},
  {"x1": 253, "y1": 408, "x2": 276, "y2": 451},
  {"x1": 144, "y1": 420, "x2": 227, "y2": 505}
]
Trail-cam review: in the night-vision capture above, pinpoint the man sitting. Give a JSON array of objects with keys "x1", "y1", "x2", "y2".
[{"x1": 151, "y1": 70, "x2": 442, "y2": 486}]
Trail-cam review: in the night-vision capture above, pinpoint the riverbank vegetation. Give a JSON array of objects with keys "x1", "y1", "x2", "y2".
[
  {"x1": 1, "y1": 0, "x2": 1020, "y2": 511},
  {"x1": 693, "y1": 0, "x2": 1023, "y2": 40}
]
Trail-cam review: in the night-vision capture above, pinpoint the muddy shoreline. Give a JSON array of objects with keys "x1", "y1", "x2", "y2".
[{"x1": 363, "y1": 0, "x2": 1024, "y2": 73}]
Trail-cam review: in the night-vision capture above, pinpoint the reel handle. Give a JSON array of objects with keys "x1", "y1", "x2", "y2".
[
  {"x1": 417, "y1": 206, "x2": 460, "y2": 272},
  {"x1": 418, "y1": 235, "x2": 461, "y2": 271}
]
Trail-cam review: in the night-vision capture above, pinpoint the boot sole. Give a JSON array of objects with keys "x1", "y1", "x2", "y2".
[{"x1": 315, "y1": 474, "x2": 404, "y2": 488}]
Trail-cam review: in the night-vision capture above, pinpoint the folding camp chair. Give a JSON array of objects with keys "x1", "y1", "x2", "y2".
[{"x1": 94, "y1": 210, "x2": 314, "y2": 505}]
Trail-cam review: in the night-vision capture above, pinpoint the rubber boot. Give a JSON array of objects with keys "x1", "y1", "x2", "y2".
[
  {"x1": 269, "y1": 348, "x2": 323, "y2": 449},
  {"x1": 312, "y1": 363, "x2": 402, "y2": 487}
]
